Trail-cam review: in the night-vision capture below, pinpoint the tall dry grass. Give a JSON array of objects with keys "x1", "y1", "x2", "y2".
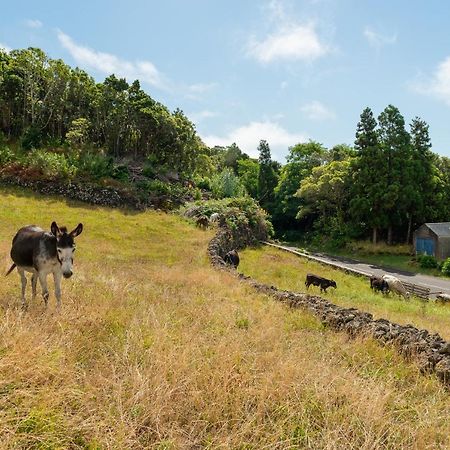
[{"x1": 0, "y1": 186, "x2": 448, "y2": 449}]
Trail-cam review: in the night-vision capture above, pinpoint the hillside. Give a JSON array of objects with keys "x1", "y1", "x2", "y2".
[{"x1": 0, "y1": 186, "x2": 449, "y2": 449}]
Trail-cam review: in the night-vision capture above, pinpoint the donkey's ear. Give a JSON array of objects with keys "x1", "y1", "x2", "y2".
[
  {"x1": 70, "y1": 223, "x2": 83, "y2": 237},
  {"x1": 50, "y1": 221, "x2": 60, "y2": 237}
]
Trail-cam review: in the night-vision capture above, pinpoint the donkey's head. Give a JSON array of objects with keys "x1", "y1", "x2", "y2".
[{"x1": 51, "y1": 222, "x2": 83, "y2": 278}]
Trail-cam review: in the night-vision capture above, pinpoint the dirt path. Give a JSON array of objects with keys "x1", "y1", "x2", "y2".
[{"x1": 264, "y1": 242, "x2": 450, "y2": 298}]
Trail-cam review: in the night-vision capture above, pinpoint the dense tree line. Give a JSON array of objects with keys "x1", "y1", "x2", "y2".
[
  {"x1": 265, "y1": 106, "x2": 450, "y2": 245},
  {"x1": 0, "y1": 47, "x2": 203, "y2": 176}
]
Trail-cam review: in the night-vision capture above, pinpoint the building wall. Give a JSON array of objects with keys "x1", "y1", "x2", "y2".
[
  {"x1": 414, "y1": 225, "x2": 438, "y2": 257},
  {"x1": 438, "y1": 237, "x2": 450, "y2": 260}
]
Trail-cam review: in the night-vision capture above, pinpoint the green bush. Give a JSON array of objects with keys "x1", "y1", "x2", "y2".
[
  {"x1": 210, "y1": 169, "x2": 245, "y2": 199},
  {"x1": 21, "y1": 126, "x2": 44, "y2": 150},
  {"x1": 182, "y1": 196, "x2": 273, "y2": 239},
  {"x1": 417, "y1": 254, "x2": 438, "y2": 269},
  {"x1": 441, "y1": 258, "x2": 450, "y2": 276},
  {"x1": 26, "y1": 150, "x2": 76, "y2": 180},
  {"x1": 75, "y1": 152, "x2": 114, "y2": 180},
  {"x1": 0, "y1": 146, "x2": 16, "y2": 166}
]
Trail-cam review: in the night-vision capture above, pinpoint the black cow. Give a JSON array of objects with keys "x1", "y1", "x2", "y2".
[
  {"x1": 305, "y1": 273, "x2": 337, "y2": 293},
  {"x1": 224, "y1": 249, "x2": 240, "y2": 269},
  {"x1": 369, "y1": 275, "x2": 389, "y2": 294}
]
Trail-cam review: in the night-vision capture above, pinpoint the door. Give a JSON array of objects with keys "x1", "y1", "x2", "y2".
[{"x1": 416, "y1": 237, "x2": 435, "y2": 256}]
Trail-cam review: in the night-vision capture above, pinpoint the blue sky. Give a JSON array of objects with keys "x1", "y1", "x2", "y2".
[{"x1": 2, "y1": 0, "x2": 450, "y2": 162}]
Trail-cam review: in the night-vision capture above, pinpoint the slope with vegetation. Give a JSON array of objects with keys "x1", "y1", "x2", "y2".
[{"x1": 0, "y1": 186, "x2": 449, "y2": 448}]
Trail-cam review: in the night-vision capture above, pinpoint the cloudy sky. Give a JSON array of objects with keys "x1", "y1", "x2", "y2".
[{"x1": 2, "y1": 0, "x2": 450, "y2": 162}]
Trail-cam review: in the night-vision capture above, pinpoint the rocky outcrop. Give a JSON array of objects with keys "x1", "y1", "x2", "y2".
[{"x1": 209, "y1": 227, "x2": 450, "y2": 387}]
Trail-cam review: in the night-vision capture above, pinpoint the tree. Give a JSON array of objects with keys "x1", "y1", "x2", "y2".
[
  {"x1": 257, "y1": 140, "x2": 278, "y2": 212},
  {"x1": 296, "y1": 159, "x2": 353, "y2": 241},
  {"x1": 377, "y1": 105, "x2": 412, "y2": 244},
  {"x1": 350, "y1": 107, "x2": 385, "y2": 244},
  {"x1": 407, "y1": 117, "x2": 435, "y2": 242},
  {"x1": 237, "y1": 158, "x2": 259, "y2": 198},
  {"x1": 273, "y1": 141, "x2": 327, "y2": 229},
  {"x1": 65, "y1": 117, "x2": 90, "y2": 148}
]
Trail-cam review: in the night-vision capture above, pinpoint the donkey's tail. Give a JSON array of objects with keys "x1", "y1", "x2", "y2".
[{"x1": 5, "y1": 263, "x2": 16, "y2": 276}]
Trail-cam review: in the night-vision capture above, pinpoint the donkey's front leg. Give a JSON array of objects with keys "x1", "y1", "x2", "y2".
[
  {"x1": 38, "y1": 272, "x2": 49, "y2": 307},
  {"x1": 53, "y1": 270, "x2": 63, "y2": 309}
]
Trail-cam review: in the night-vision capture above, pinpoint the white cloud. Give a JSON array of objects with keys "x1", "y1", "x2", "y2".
[
  {"x1": 301, "y1": 100, "x2": 335, "y2": 120},
  {"x1": 201, "y1": 120, "x2": 307, "y2": 161},
  {"x1": 413, "y1": 56, "x2": 450, "y2": 105},
  {"x1": 0, "y1": 42, "x2": 11, "y2": 52},
  {"x1": 363, "y1": 26, "x2": 397, "y2": 49},
  {"x1": 185, "y1": 82, "x2": 218, "y2": 100},
  {"x1": 25, "y1": 19, "x2": 43, "y2": 29},
  {"x1": 280, "y1": 80, "x2": 288, "y2": 89},
  {"x1": 57, "y1": 30, "x2": 167, "y2": 90},
  {"x1": 190, "y1": 110, "x2": 218, "y2": 124},
  {"x1": 247, "y1": 23, "x2": 328, "y2": 63},
  {"x1": 246, "y1": 0, "x2": 329, "y2": 64}
]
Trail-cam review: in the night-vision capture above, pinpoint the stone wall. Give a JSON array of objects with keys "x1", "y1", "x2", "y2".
[
  {"x1": 209, "y1": 226, "x2": 450, "y2": 387},
  {"x1": 0, "y1": 175, "x2": 191, "y2": 211}
]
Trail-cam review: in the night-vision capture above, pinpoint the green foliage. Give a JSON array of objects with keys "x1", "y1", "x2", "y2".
[
  {"x1": 74, "y1": 151, "x2": 114, "y2": 180},
  {"x1": 183, "y1": 196, "x2": 273, "y2": 238},
  {"x1": 21, "y1": 126, "x2": 44, "y2": 150},
  {"x1": 210, "y1": 168, "x2": 245, "y2": 199},
  {"x1": 258, "y1": 140, "x2": 278, "y2": 212},
  {"x1": 237, "y1": 158, "x2": 259, "y2": 198},
  {"x1": 0, "y1": 145, "x2": 16, "y2": 165},
  {"x1": 65, "y1": 117, "x2": 90, "y2": 147},
  {"x1": 273, "y1": 141, "x2": 327, "y2": 228},
  {"x1": 26, "y1": 150, "x2": 76, "y2": 180},
  {"x1": 417, "y1": 254, "x2": 438, "y2": 269},
  {"x1": 0, "y1": 47, "x2": 202, "y2": 176},
  {"x1": 441, "y1": 258, "x2": 450, "y2": 276}
]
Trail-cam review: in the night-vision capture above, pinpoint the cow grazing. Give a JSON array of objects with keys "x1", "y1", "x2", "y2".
[
  {"x1": 382, "y1": 274, "x2": 410, "y2": 299},
  {"x1": 370, "y1": 275, "x2": 390, "y2": 294},
  {"x1": 224, "y1": 249, "x2": 240, "y2": 269},
  {"x1": 6, "y1": 222, "x2": 83, "y2": 309},
  {"x1": 195, "y1": 216, "x2": 209, "y2": 230},
  {"x1": 305, "y1": 273, "x2": 337, "y2": 293}
]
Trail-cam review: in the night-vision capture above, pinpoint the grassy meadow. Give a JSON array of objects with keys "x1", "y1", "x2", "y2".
[
  {"x1": 240, "y1": 246, "x2": 450, "y2": 341},
  {"x1": 0, "y1": 186, "x2": 448, "y2": 449}
]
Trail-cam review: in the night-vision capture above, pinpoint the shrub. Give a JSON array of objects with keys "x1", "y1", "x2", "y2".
[
  {"x1": 182, "y1": 196, "x2": 273, "y2": 240},
  {"x1": 441, "y1": 258, "x2": 450, "y2": 276},
  {"x1": 75, "y1": 152, "x2": 114, "y2": 180},
  {"x1": 21, "y1": 126, "x2": 44, "y2": 150},
  {"x1": 417, "y1": 254, "x2": 438, "y2": 269},
  {"x1": 0, "y1": 146, "x2": 16, "y2": 166},
  {"x1": 26, "y1": 150, "x2": 76, "y2": 180},
  {"x1": 210, "y1": 169, "x2": 245, "y2": 199}
]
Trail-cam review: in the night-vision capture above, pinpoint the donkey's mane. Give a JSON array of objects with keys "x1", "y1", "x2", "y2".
[{"x1": 59, "y1": 226, "x2": 68, "y2": 234}]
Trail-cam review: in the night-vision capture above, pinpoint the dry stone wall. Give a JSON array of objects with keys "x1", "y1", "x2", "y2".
[{"x1": 209, "y1": 226, "x2": 450, "y2": 387}]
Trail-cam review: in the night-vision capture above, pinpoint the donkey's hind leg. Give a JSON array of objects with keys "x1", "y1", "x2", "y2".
[
  {"x1": 17, "y1": 268, "x2": 27, "y2": 309},
  {"x1": 31, "y1": 273, "x2": 38, "y2": 302}
]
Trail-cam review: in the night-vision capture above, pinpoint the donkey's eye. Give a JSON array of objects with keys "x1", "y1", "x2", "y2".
[
  {"x1": 57, "y1": 248, "x2": 62, "y2": 254},
  {"x1": 72, "y1": 247, "x2": 76, "y2": 252}
]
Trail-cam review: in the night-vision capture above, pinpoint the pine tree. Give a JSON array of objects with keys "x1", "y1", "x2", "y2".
[
  {"x1": 257, "y1": 140, "x2": 278, "y2": 212},
  {"x1": 378, "y1": 105, "x2": 412, "y2": 244},
  {"x1": 350, "y1": 107, "x2": 385, "y2": 244}
]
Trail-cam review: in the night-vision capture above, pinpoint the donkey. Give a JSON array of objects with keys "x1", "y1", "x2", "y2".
[{"x1": 6, "y1": 222, "x2": 83, "y2": 309}]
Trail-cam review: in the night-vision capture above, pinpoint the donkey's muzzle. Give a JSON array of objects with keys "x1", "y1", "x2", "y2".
[{"x1": 63, "y1": 271, "x2": 73, "y2": 279}]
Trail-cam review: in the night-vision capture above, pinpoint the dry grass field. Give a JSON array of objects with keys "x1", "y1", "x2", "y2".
[{"x1": 0, "y1": 186, "x2": 449, "y2": 449}]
